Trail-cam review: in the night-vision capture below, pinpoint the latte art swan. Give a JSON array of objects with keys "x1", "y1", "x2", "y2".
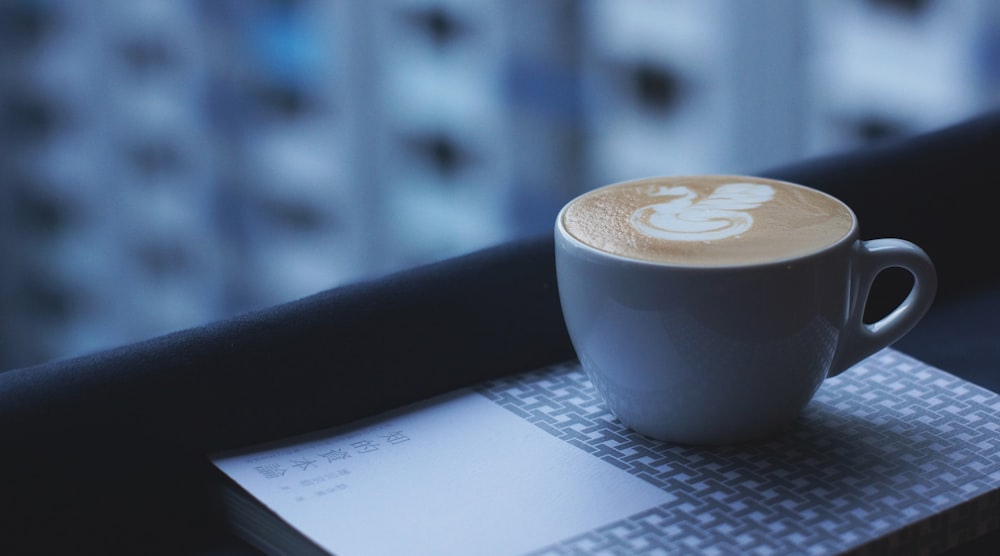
[{"x1": 628, "y1": 182, "x2": 776, "y2": 241}]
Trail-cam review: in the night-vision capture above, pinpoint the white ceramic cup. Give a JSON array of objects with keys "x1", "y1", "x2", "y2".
[{"x1": 555, "y1": 175, "x2": 937, "y2": 445}]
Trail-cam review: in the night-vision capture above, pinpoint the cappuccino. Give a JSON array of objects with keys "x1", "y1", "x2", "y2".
[
  {"x1": 561, "y1": 175, "x2": 854, "y2": 266},
  {"x1": 555, "y1": 174, "x2": 936, "y2": 443}
]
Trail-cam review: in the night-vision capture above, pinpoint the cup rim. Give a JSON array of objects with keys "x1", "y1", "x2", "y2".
[{"x1": 555, "y1": 174, "x2": 859, "y2": 270}]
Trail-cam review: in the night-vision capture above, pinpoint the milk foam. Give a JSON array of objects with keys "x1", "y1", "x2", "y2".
[
  {"x1": 561, "y1": 176, "x2": 854, "y2": 266},
  {"x1": 629, "y1": 182, "x2": 775, "y2": 241}
]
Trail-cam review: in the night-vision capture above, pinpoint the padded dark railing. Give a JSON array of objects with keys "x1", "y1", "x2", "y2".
[{"x1": 2, "y1": 109, "x2": 999, "y2": 555}]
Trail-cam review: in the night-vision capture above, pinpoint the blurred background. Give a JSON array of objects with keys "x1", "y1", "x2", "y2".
[{"x1": 1, "y1": 0, "x2": 998, "y2": 371}]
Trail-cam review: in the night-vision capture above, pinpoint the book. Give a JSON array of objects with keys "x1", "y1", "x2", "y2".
[{"x1": 210, "y1": 348, "x2": 1000, "y2": 555}]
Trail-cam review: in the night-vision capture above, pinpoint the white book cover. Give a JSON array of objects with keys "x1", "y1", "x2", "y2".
[{"x1": 211, "y1": 349, "x2": 1000, "y2": 555}]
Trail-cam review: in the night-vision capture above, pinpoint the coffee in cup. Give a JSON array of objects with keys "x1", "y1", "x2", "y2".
[
  {"x1": 555, "y1": 175, "x2": 936, "y2": 445},
  {"x1": 561, "y1": 175, "x2": 853, "y2": 266}
]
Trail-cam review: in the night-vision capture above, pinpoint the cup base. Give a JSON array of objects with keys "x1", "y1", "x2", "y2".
[
  {"x1": 581, "y1": 356, "x2": 813, "y2": 446},
  {"x1": 615, "y1": 410, "x2": 798, "y2": 446}
]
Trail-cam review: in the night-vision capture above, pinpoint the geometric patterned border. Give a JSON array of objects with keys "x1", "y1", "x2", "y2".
[{"x1": 477, "y1": 350, "x2": 1000, "y2": 555}]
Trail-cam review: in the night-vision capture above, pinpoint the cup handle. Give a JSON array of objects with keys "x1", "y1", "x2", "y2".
[{"x1": 828, "y1": 238, "x2": 938, "y2": 377}]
